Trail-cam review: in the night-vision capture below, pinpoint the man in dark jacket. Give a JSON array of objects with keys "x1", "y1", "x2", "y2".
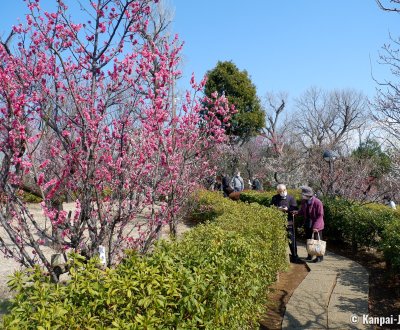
[
  {"x1": 271, "y1": 183, "x2": 300, "y2": 263},
  {"x1": 250, "y1": 176, "x2": 262, "y2": 190},
  {"x1": 221, "y1": 174, "x2": 233, "y2": 197},
  {"x1": 295, "y1": 185, "x2": 325, "y2": 263}
]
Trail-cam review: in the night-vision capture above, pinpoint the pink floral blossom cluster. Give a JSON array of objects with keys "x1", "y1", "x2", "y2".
[{"x1": 0, "y1": 0, "x2": 233, "y2": 279}]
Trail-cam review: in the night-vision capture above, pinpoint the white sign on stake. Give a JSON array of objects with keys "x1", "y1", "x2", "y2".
[{"x1": 99, "y1": 245, "x2": 106, "y2": 265}]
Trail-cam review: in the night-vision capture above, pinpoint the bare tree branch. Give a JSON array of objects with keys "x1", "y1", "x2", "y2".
[{"x1": 376, "y1": 0, "x2": 400, "y2": 12}]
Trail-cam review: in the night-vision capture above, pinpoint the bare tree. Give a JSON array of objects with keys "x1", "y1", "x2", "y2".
[
  {"x1": 262, "y1": 91, "x2": 289, "y2": 155},
  {"x1": 293, "y1": 87, "x2": 369, "y2": 151},
  {"x1": 259, "y1": 91, "x2": 298, "y2": 184},
  {"x1": 240, "y1": 136, "x2": 269, "y2": 182},
  {"x1": 373, "y1": 39, "x2": 400, "y2": 150},
  {"x1": 372, "y1": 1, "x2": 400, "y2": 202},
  {"x1": 376, "y1": 0, "x2": 400, "y2": 12},
  {"x1": 306, "y1": 151, "x2": 386, "y2": 202}
]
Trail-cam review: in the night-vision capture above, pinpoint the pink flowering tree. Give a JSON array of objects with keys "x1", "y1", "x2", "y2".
[{"x1": 0, "y1": 0, "x2": 233, "y2": 281}]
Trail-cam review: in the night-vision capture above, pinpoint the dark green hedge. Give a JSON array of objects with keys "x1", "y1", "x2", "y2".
[
  {"x1": 240, "y1": 189, "x2": 302, "y2": 207},
  {"x1": 380, "y1": 218, "x2": 400, "y2": 269},
  {"x1": 2, "y1": 191, "x2": 289, "y2": 329},
  {"x1": 322, "y1": 197, "x2": 400, "y2": 267},
  {"x1": 322, "y1": 198, "x2": 392, "y2": 247}
]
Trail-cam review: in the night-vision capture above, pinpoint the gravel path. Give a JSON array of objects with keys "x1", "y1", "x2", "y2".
[{"x1": 0, "y1": 239, "x2": 23, "y2": 318}]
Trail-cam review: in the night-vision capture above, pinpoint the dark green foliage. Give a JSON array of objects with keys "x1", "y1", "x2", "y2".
[
  {"x1": 204, "y1": 61, "x2": 265, "y2": 141},
  {"x1": 2, "y1": 191, "x2": 288, "y2": 329},
  {"x1": 17, "y1": 190, "x2": 43, "y2": 203},
  {"x1": 322, "y1": 197, "x2": 400, "y2": 268},
  {"x1": 352, "y1": 139, "x2": 392, "y2": 178},
  {"x1": 380, "y1": 219, "x2": 400, "y2": 269},
  {"x1": 322, "y1": 197, "x2": 392, "y2": 248},
  {"x1": 240, "y1": 190, "x2": 275, "y2": 207},
  {"x1": 240, "y1": 189, "x2": 302, "y2": 207}
]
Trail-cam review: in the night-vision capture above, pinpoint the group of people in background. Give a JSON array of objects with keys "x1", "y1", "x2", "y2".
[
  {"x1": 209, "y1": 171, "x2": 325, "y2": 264},
  {"x1": 209, "y1": 171, "x2": 399, "y2": 265},
  {"x1": 219, "y1": 171, "x2": 263, "y2": 197}
]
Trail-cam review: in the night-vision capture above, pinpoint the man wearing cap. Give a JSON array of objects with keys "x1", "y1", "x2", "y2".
[{"x1": 295, "y1": 186, "x2": 325, "y2": 263}]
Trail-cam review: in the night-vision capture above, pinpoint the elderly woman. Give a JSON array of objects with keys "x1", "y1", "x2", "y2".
[{"x1": 295, "y1": 186, "x2": 325, "y2": 263}]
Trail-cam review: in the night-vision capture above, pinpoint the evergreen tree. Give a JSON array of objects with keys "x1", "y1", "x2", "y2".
[
  {"x1": 352, "y1": 139, "x2": 392, "y2": 178},
  {"x1": 204, "y1": 61, "x2": 265, "y2": 141}
]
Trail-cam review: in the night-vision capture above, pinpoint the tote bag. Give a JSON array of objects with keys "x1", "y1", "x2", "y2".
[{"x1": 306, "y1": 232, "x2": 326, "y2": 257}]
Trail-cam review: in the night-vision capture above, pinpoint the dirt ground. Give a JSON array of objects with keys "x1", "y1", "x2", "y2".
[{"x1": 259, "y1": 262, "x2": 309, "y2": 330}]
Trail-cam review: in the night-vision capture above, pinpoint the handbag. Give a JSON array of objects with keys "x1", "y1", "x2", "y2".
[{"x1": 306, "y1": 232, "x2": 326, "y2": 256}]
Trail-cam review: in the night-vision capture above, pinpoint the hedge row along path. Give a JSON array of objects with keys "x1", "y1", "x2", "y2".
[
  {"x1": 1, "y1": 200, "x2": 370, "y2": 328},
  {"x1": 282, "y1": 243, "x2": 370, "y2": 329}
]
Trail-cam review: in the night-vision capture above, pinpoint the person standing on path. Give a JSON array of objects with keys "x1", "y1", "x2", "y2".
[
  {"x1": 231, "y1": 171, "x2": 244, "y2": 192},
  {"x1": 295, "y1": 186, "x2": 325, "y2": 263},
  {"x1": 271, "y1": 184, "x2": 301, "y2": 263}
]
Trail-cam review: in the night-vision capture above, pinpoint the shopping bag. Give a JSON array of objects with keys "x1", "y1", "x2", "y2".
[{"x1": 306, "y1": 232, "x2": 326, "y2": 256}]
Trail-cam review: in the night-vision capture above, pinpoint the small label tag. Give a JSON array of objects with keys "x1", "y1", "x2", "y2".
[{"x1": 99, "y1": 245, "x2": 106, "y2": 265}]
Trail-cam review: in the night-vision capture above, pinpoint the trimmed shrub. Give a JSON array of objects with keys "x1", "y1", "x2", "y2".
[
  {"x1": 380, "y1": 220, "x2": 400, "y2": 270},
  {"x1": 188, "y1": 190, "x2": 232, "y2": 224},
  {"x1": 322, "y1": 197, "x2": 398, "y2": 250},
  {"x1": 240, "y1": 190, "x2": 274, "y2": 207},
  {"x1": 2, "y1": 191, "x2": 288, "y2": 329},
  {"x1": 240, "y1": 189, "x2": 302, "y2": 207}
]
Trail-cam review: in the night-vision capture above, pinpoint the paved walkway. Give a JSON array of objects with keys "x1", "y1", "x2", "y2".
[{"x1": 282, "y1": 243, "x2": 372, "y2": 329}]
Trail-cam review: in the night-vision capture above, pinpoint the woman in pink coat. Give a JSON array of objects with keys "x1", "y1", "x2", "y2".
[{"x1": 296, "y1": 186, "x2": 325, "y2": 263}]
